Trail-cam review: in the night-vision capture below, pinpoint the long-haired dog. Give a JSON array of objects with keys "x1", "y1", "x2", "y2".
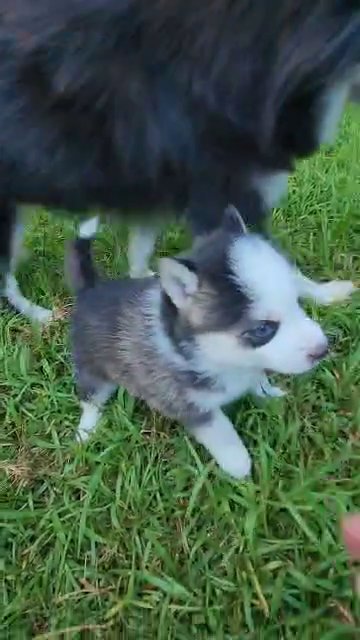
[
  {"x1": 67, "y1": 206, "x2": 337, "y2": 478},
  {"x1": 0, "y1": 1, "x2": 359, "y2": 320}
]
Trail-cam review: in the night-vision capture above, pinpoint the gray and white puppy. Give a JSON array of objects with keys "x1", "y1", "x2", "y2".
[{"x1": 67, "y1": 207, "x2": 351, "y2": 479}]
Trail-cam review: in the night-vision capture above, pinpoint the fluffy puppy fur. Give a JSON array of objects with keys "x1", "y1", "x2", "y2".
[
  {"x1": 0, "y1": 1, "x2": 360, "y2": 320},
  {"x1": 67, "y1": 206, "x2": 353, "y2": 479}
]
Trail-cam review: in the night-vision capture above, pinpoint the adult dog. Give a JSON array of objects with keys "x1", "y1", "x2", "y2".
[{"x1": 0, "y1": 1, "x2": 359, "y2": 320}]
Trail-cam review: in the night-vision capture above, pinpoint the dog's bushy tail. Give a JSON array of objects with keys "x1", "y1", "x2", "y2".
[{"x1": 65, "y1": 237, "x2": 98, "y2": 293}]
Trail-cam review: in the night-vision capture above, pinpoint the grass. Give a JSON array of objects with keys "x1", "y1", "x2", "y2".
[{"x1": 0, "y1": 107, "x2": 359, "y2": 640}]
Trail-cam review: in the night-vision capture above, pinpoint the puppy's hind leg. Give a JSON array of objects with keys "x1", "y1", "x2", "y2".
[
  {"x1": 75, "y1": 370, "x2": 116, "y2": 442},
  {"x1": 295, "y1": 270, "x2": 357, "y2": 305}
]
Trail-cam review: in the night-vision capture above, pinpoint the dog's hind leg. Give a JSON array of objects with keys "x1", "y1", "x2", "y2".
[
  {"x1": 76, "y1": 383, "x2": 116, "y2": 442},
  {"x1": 295, "y1": 271, "x2": 357, "y2": 305},
  {"x1": 79, "y1": 215, "x2": 156, "y2": 278},
  {"x1": 4, "y1": 210, "x2": 54, "y2": 323},
  {"x1": 5, "y1": 272, "x2": 54, "y2": 323},
  {"x1": 75, "y1": 367, "x2": 116, "y2": 442},
  {"x1": 78, "y1": 215, "x2": 100, "y2": 239},
  {"x1": 128, "y1": 225, "x2": 157, "y2": 278},
  {"x1": 0, "y1": 200, "x2": 16, "y2": 291},
  {"x1": 6, "y1": 215, "x2": 101, "y2": 323}
]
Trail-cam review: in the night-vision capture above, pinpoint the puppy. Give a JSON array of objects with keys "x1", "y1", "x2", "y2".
[
  {"x1": 1, "y1": 1, "x2": 359, "y2": 322},
  {"x1": 67, "y1": 206, "x2": 350, "y2": 479}
]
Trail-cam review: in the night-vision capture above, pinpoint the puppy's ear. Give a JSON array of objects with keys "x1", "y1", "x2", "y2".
[
  {"x1": 159, "y1": 258, "x2": 198, "y2": 309},
  {"x1": 223, "y1": 205, "x2": 248, "y2": 235}
]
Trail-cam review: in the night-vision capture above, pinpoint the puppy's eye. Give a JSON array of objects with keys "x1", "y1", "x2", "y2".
[{"x1": 243, "y1": 321, "x2": 279, "y2": 347}]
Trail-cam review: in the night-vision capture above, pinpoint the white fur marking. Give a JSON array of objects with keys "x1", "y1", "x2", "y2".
[
  {"x1": 228, "y1": 236, "x2": 328, "y2": 375},
  {"x1": 190, "y1": 411, "x2": 251, "y2": 479},
  {"x1": 230, "y1": 235, "x2": 295, "y2": 312},
  {"x1": 79, "y1": 216, "x2": 100, "y2": 239},
  {"x1": 5, "y1": 274, "x2": 53, "y2": 324}
]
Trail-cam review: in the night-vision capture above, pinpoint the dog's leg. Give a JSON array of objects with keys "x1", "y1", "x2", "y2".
[
  {"x1": 128, "y1": 225, "x2": 157, "y2": 278},
  {"x1": 4, "y1": 211, "x2": 54, "y2": 323},
  {"x1": 0, "y1": 201, "x2": 16, "y2": 294},
  {"x1": 5, "y1": 273, "x2": 54, "y2": 323},
  {"x1": 252, "y1": 374, "x2": 286, "y2": 398},
  {"x1": 295, "y1": 270, "x2": 357, "y2": 305},
  {"x1": 78, "y1": 215, "x2": 100, "y2": 239},
  {"x1": 187, "y1": 410, "x2": 252, "y2": 479},
  {"x1": 7, "y1": 215, "x2": 101, "y2": 323},
  {"x1": 76, "y1": 381, "x2": 116, "y2": 442}
]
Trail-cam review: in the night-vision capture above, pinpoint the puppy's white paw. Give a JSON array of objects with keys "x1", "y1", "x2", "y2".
[
  {"x1": 192, "y1": 412, "x2": 252, "y2": 480},
  {"x1": 75, "y1": 428, "x2": 90, "y2": 444},
  {"x1": 254, "y1": 377, "x2": 286, "y2": 398},
  {"x1": 129, "y1": 268, "x2": 155, "y2": 278},
  {"x1": 216, "y1": 446, "x2": 252, "y2": 479},
  {"x1": 314, "y1": 280, "x2": 357, "y2": 305},
  {"x1": 75, "y1": 401, "x2": 99, "y2": 443},
  {"x1": 33, "y1": 306, "x2": 54, "y2": 324}
]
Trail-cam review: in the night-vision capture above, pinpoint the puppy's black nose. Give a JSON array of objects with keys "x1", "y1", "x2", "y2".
[{"x1": 309, "y1": 343, "x2": 329, "y2": 362}]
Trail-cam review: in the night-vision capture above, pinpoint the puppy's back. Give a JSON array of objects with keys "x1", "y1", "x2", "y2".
[{"x1": 71, "y1": 276, "x2": 155, "y2": 387}]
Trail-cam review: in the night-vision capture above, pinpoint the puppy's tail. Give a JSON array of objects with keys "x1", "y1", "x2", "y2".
[{"x1": 66, "y1": 218, "x2": 100, "y2": 293}]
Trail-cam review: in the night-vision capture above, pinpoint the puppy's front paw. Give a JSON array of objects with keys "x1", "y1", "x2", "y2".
[
  {"x1": 34, "y1": 306, "x2": 55, "y2": 324},
  {"x1": 315, "y1": 280, "x2": 357, "y2": 305},
  {"x1": 75, "y1": 428, "x2": 90, "y2": 444},
  {"x1": 217, "y1": 446, "x2": 252, "y2": 479},
  {"x1": 254, "y1": 377, "x2": 286, "y2": 399},
  {"x1": 129, "y1": 268, "x2": 155, "y2": 278}
]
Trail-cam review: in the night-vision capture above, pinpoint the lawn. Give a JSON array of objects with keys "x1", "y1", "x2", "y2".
[{"x1": 0, "y1": 107, "x2": 359, "y2": 640}]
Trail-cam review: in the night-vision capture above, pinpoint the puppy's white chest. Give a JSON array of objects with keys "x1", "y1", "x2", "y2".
[{"x1": 191, "y1": 368, "x2": 260, "y2": 411}]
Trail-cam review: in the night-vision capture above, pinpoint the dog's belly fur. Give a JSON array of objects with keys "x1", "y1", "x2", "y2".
[{"x1": 0, "y1": 1, "x2": 359, "y2": 231}]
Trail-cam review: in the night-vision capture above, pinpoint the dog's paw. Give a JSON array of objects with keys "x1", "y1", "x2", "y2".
[
  {"x1": 33, "y1": 306, "x2": 54, "y2": 324},
  {"x1": 4, "y1": 274, "x2": 54, "y2": 324},
  {"x1": 75, "y1": 402, "x2": 100, "y2": 443},
  {"x1": 314, "y1": 280, "x2": 357, "y2": 305},
  {"x1": 129, "y1": 268, "x2": 155, "y2": 278},
  {"x1": 75, "y1": 429, "x2": 90, "y2": 444},
  {"x1": 254, "y1": 377, "x2": 286, "y2": 399},
  {"x1": 217, "y1": 446, "x2": 252, "y2": 479}
]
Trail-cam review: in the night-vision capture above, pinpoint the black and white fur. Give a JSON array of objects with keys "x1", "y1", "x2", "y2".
[
  {"x1": 68, "y1": 206, "x2": 347, "y2": 479},
  {"x1": 0, "y1": 1, "x2": 360, "y2": 322}
]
